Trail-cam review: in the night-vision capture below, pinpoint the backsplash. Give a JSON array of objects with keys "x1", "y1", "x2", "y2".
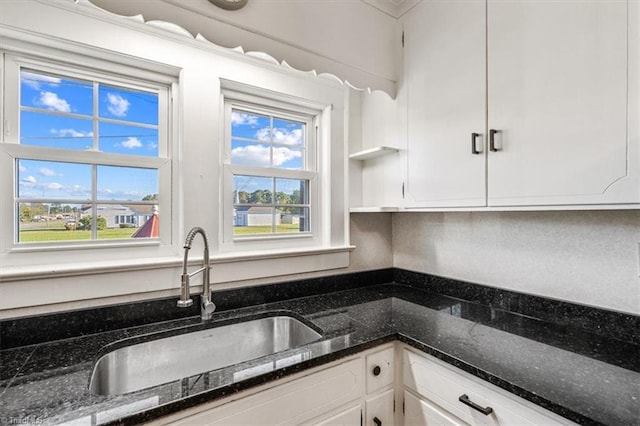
[{"x1": 1, "y1": 267, "x2": 637, "y2": 350}]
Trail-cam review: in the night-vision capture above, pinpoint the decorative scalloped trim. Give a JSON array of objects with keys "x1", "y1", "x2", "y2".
[{"x1": 77, "y1": 0, "x2": 393, "y2": 99}]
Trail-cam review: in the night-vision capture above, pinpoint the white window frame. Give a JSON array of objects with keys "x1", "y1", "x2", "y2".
[
  {"x1": 220, "y1": 84, "x2": 329, "y2": 254},
  {"x1": 0, "y1": 40, "x2": 180, "y2": 270}
]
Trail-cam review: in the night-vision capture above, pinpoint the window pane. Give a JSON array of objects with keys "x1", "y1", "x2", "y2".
[
  {"x1": 231, "y1": 140, "x2": 271, "y2": 167},
  {"x1": 99, "y1": 122, "x2": 159, "y2": 157},
  {"x1": 275, "y1": 178, "x2": 309, "y2": 204},
  {"x1": 97, "y1": 166, "x2": 158, "y2": 202},
  {"x1": 277, "y1": 207, "x2": 309, "y2": 234},
  {"x1": 272, "y1": 118, "x2": 304, "y2": 147},
  {"x1": 20, "y1": 111, "x2": 94, "y2": 150},
  {"x1": 17, "y1": 203, "x2": 86, "y2": 243},
  {"x1": 93, "y1": 203, "x2": 159, "y2": 240},
  {"x1": 99, "y1": 85, "x2": 158, "y2": 125},
  {"x1": 233, "y1": 175, "x2": 272, "y2": 204},
  {"x1": 231, "y1": 110, "x2": 268, "y2": 140},
  {"x1": 21, "y1": 70, "x2": 93, "y2": 115},
  {"x1": 18, "y1": 159, "x2": 91, "y2": 200},
  {"x1": 233, "y1": 206, "x2": 274, "y2": 236}
]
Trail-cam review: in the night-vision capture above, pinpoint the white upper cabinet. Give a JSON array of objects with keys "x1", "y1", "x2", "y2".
[
  {"x1": 404, "y1": 0, "x2": 487, "y2": 208},
  {"x1": 487, "y1": 0, "x2": 638, "y2": 206},
  {"x1": 402, "y1": 0, "x2": 639, "y2": 209}
]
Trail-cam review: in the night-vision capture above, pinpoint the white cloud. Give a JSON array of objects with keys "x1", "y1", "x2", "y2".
[
  {"x1": 19, "y1": 165, "x2": 27, "y2": 173},
  {"x1": 120, "y1": 137, "x2": 143, "y2": 149},
  {"x1": 106, "y1": 93, "x2": 130, "y2": 117},
  {"x1": 38, "y1": 91, "x2": 71, "y2": 112},
  {"x1": 256, "y1": 127, "x2": 303, "y2": 146},
  {"x1": 45, "y1": 182, "x2": 63, "y2": 190},
  {"x1": 38, "y1": 167, "x2": 57, "y2": 177},
  {"x1": 22, "y1": 72, "x2": 61, "y2": 90},
  {"x1": 22, "y1": 176, "x2": 37, "y2": 184},
  {"x1": 231, "y1": 145, "x2": 301, "y2": 167},
  {"x1": 50, "y1": 128, "x2": 93, "y2": 138},
  {"x1": 231, "y1": 112, "x2": 259, "y2": 126}
]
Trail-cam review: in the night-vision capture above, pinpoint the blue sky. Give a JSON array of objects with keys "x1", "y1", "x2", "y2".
[
  {"x1": 18, "y1": 71, "x2": 159, "y2": 201},
  {"x1": 231, "y1": 109, "x2": 306, "y2": 196}
]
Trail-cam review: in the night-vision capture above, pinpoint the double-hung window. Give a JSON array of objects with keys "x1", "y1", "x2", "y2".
[
  {"x1": 1, "y1": 52, "x2": 174, "y2": 253},
  {"x1": 222, "y1": 89, "x2": 322, "y2": 251}
]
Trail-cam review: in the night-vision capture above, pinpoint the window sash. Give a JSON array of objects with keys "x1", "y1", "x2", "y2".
[{"x1": 221, "y1": 94, "x2": 321, "y2": 247}]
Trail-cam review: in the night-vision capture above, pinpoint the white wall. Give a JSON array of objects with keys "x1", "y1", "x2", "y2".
[
  {"x1": 392, "y1": 210, "x2": 640, "y2": 315},
  {"x1": 0, "y1": 0, "x2": 392, "y2": 317},
  {"x1": 89, "y1": 0, "x2": 400, "y2": 96}
]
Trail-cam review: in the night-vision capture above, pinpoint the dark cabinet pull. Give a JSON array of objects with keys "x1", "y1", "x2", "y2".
[
  {"x1": 471, "y1": 132, "x2": 481, "y2": 154},
  {"x1": 373, "y1": 417, "x2": 382, "y2": 426},
  {"x1": 489, "y1": 129, "x2": 500, "y2": 152},
  {"x1": 372, "y1": 365, "x2": 381, "y2": 376},
  {"x1": 458, "y1": 394, "x2": 494, "y2": 416}
]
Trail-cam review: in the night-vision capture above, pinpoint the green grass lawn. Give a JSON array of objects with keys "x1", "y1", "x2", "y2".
[
  {"x1": 19, "y1": 227, "x2": 137, "y2": 242},
  {"x1": 233, "y1": 224, "x2": 303, "y2": 235}
]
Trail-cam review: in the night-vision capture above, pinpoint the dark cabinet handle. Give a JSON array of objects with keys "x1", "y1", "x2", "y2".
[
  {"x1": 459, "y1": 394, "x2": 493, "y2": 416},
  {"x1": 489, "y1": 129, "x2": 500, "y2": 152},
  {"x1": 471, "y1": 132, "x2": 481, "y2": 154},
  {"x1": 373, "y1": 417, "x2": 382, "y2": 426},
  {"x1": 372, "y1": 365, "x2": 381, "y2": 376}
]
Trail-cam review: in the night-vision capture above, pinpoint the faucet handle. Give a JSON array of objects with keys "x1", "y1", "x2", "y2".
[{"x1": 201, "y1": 300, "x2": 216, "y2": 320}]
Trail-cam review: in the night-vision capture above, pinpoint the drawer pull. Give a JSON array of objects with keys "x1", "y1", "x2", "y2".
[
  {"x1": 373, "y1": 416, "x2": 382, "y2": 426},
  {"x1": 372, "y1": 365, "x2": 381, "y2": 376},
  {"x1": 458, "y1": 394, "x2": 494, "y2": 416}
]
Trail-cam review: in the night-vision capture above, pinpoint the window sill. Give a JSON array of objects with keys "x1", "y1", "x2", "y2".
[{"x1": 0, "y1": 246, "x2": 355, "y2": 283}]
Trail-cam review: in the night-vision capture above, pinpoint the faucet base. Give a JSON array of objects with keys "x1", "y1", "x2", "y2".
[{"x1": 177, "y1": 299, "x2": 194, "y2": 308}]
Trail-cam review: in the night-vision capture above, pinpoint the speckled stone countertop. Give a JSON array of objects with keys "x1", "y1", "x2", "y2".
[{"x1": 1, "y1": 272, "x2": 638, "y2": 426}]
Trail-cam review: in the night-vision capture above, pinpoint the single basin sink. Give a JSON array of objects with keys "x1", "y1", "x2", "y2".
[{"x1": 89, "y1": 314, "x2": 322, "y2": 395}]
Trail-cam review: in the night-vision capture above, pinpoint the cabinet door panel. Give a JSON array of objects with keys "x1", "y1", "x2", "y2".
[
  {"x1": 404, "y1": 0, "x2": 487, "y2": 208},
  {"x1": 487, "y1": 0, "x2": 637, "y2": 206},
  {"x1": 172, "y1": 359, "x2": 363, "y2": 425}
]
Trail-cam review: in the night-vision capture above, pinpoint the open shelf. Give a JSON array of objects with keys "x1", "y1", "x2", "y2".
[{"x1": 349, "y1": 146, "x2": 399, "y2": 161}]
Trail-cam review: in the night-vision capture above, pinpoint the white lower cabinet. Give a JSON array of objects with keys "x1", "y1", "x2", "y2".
[
  {"x1": 404, "y1": 391, "x2": 466, "y2": 426},
  {"x1": 402, "y1": 348, "x2": 575, "y2": 426},
  {"x1": 154, "y1": 344, "x2": 575, "y2": 425}
]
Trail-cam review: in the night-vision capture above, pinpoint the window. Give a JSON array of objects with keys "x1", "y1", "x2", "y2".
[
  {"x1": 1, "y1": 53, "x2": 173, "y2": 250},
  {"x1": 222, "y1": 87, "x2": 323, "y2": 251}
]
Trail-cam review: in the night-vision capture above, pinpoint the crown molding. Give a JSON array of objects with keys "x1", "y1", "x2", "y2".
[{"x1": 360, "y1": 0, "x2": 421, "y2": 18}]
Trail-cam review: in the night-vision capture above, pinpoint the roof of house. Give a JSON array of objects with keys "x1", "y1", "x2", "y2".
[{"x1": 131, "y1": 213, "x2": 159, "y2": 238}]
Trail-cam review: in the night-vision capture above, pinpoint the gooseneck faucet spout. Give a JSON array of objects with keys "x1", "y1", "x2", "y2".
[{"x1": 178, "y1": 227, "x2": 216, "y2": 320}]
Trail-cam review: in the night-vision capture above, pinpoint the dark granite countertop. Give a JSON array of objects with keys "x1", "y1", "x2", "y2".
[{"x1": 1, "y1": 278, "x2": 639, "y2": 426}]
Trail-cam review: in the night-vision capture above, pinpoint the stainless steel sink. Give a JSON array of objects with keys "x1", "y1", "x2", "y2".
[{"x1": 89, "y1": 315, "x2": 322, "y2": 395}]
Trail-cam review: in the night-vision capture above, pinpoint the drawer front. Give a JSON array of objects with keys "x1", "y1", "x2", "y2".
[
  {"x1": 402, "y1": 349, "x2": 572, "y2": 426},
  {"x1": 366, "y1": 346, "x2": 395, "y2": 394},
  {"x1": 365, "y1": 389, "x2": 395, "y2": 426}
]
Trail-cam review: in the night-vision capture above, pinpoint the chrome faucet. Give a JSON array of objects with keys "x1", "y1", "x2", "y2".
[{"x1": 178, "y1": 227, "x2": 216, "y2": 320}]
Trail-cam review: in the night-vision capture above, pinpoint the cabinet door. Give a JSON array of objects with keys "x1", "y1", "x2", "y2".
[
  {"x1": 487, "y1": 0, "x2": 639, "y2": 206},
  {"x1": 171, "y1": 358, "x2": 363, "y2": 425},
  {"x1": 365, "y1": 389, "x2": 395, "y2": 426},
  {"x1": 404, "y1": 0, "x2": 487, "y2": 208},
  {"x1": 404, "y1": 391, "x2": 468, "y2": 426}
]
